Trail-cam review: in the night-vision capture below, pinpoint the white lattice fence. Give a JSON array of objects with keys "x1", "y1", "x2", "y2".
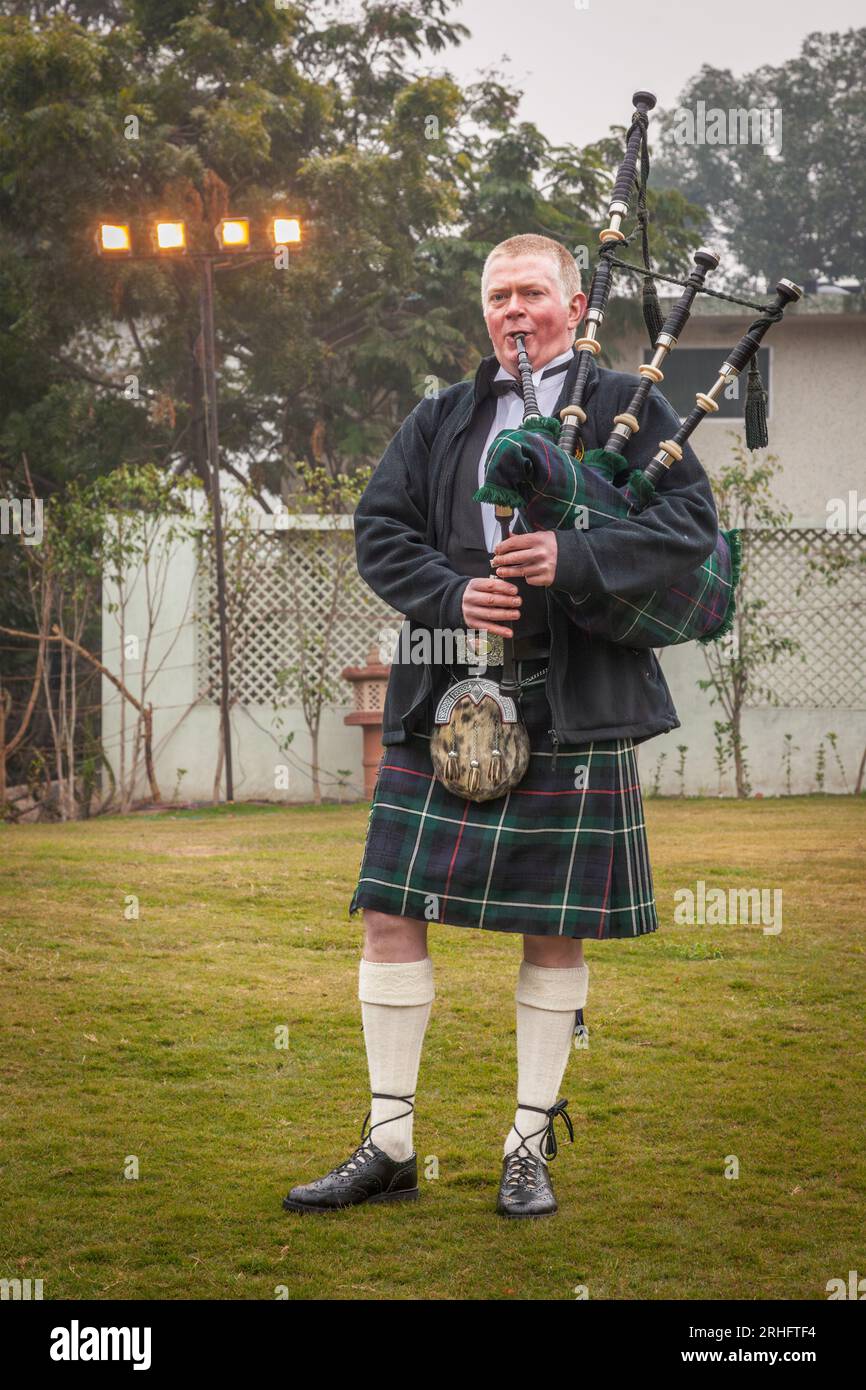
[
  {"x1": 196, "y1": 520, "x2": 400, "y2": 706},
  {"x1": 743, "y1": 528, "x2": 866, "y2": 709},
  {"x1": 194, "y1": 521, "x2": 866, "y2": 713}
]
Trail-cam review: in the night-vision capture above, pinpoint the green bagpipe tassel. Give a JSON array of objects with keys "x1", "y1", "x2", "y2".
[
  {"x1": 626, "y1": 468, "x2": 658, "y2": 511},
  {"x1": 581, "y1": 447, "x2": 629, "y2": 484},
  {"x1": 472, "y1": 481, "x2": 524, "y2": 508},
  {"x1": 518, "y1": 414, "x2": 562, "y2": 441},
  {"x1": 744, "y1": 356, "x2": 769, "y2": 450}
]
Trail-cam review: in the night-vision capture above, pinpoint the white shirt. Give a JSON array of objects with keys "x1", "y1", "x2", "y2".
[{"x1": 479, "y1": 347, "x2": 574, "y2": 552}]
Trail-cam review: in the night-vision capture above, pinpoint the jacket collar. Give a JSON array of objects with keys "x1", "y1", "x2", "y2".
[{"x1": 473, "y1": 344, "x2": 600, "y2": 416}]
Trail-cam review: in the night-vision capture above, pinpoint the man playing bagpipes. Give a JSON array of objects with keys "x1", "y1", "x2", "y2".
[{"x1": 283, "y1": 93, "x2": 799, "y2": 1219}]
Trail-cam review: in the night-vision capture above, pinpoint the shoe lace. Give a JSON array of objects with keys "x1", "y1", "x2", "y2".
[
  {"x1": 504, "y1": 1097, "x2": 575, "y2": 1183},
  {"x1": 329, "y1": 1139, "x2": 378, "y2": 1180},
  {"x1": 326, "y1": 1092, "x2": 416, "y2": 1176},
  {"x1": 503, "y1": 1151, "x2": 543, "y2": 1190}
]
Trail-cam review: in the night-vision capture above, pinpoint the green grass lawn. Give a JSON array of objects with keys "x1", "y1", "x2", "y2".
[{"x1": 1, "y1": 795, "x2": 864, "y2": 1301}]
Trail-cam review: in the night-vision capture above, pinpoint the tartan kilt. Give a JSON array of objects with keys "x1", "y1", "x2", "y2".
[{"x1": 348, "y1": 658, "x2": 659, "y2": 939}]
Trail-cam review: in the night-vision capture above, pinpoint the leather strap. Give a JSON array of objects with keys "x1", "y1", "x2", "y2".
[{"x1": 509, "y1": 1098, "x2": 575, "y2": 1162}]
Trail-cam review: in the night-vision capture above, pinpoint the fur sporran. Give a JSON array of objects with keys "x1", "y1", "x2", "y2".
[{"x1": 430, "y1": 674, "x2": 530, "y2": 802}]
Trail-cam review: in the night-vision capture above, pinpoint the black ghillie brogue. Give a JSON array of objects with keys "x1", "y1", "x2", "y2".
[
  {"x1": 282, "y1": 1092, "x2": 420, "y2": 1213},
  {"x1": 496, "y1": 1098, "x2": 574, "y2": 1219}
]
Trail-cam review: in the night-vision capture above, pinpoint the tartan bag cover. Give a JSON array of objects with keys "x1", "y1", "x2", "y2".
[
  {"x1": 348, "y1": 673, "x2": 659, "y2": 940},
  {"x1": 473, "y1": 416, "x2": 740, "y2": 648}
]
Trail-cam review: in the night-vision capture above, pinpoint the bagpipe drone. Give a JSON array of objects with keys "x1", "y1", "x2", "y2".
[{"x1": 474, "y1": 90, "x2": 803, "y2": 650}]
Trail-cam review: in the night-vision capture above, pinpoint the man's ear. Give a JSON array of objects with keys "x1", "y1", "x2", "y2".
[{"x1": 570, "y1": 291, "x2": 587, "y2": 327}]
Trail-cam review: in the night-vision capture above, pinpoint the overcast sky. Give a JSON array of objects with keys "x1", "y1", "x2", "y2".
[{"x1": 430, "y1": 0, "x2": 863, "y2": 145}]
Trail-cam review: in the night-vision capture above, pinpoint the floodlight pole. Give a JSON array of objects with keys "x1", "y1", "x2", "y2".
[
  {"x1": 199, "y1": 254, "x2": 234, "y2": 802},
  {"x1": 96, "y1": 222, "x2": 301, "y2": 809}
]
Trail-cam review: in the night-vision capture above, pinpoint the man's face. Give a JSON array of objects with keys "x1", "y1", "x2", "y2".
[{"x1": 483, "y1": 253, "x2": 586, "y2": 375}]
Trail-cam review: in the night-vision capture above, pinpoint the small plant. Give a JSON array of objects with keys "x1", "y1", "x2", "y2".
[
  {"x1": 731, "y1": 726, "x2": 752, "y2": 798},
  {"x1": 814, "y1": 739, "x2": 826, "y2": 793},
  {"x1": 648, "y1": 751, "x2": 667, "y2": 797},
  {"x1": 698, "y1": 437, "x2": 801, "y2": 798},
  {"x1": 675, "y1": 744, "x2": 688, "y2": 797},
  {"x1": 825, "y1": 732, "x2": 850, "y2": 793},
  {"x1": 172, "y1": 768, "x2": 188, "y2": 803},
  {"x1": 781, "y1": 733, "x2": 798, "y2": 796},
  {"x1": 713, "y1": 720, "x2": 732, "y2": 795}
]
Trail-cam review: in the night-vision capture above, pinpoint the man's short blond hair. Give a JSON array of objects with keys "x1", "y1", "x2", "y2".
[{"x1": 481, "y1": 235, "x2": 582, "y2": 311}]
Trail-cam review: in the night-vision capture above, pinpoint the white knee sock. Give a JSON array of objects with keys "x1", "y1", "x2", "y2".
[
  {"x1": 358, "y1": 957, "x2": 435, "y2": 1161},
  {"x1": 503, "y1": 960, "x2": 589, "y2": 1164}
]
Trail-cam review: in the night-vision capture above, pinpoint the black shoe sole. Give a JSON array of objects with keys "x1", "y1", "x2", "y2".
[
  {"x1": 282, "y1": 1187, "x2": 420, "y2": 1214},
  {"x1": 496, "y1": 1205, "x2": 557, "y2": 1218}
]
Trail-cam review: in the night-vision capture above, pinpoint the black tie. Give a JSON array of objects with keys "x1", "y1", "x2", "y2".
[{"x1": 491, "y1": 359, "x2": 570, "y2": 398}]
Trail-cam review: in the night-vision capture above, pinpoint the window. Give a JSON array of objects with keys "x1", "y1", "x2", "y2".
[{"x1": 641, "y1": 346, "x2": 771, "y2": 422}]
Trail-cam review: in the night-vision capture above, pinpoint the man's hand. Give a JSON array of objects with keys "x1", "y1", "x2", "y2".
[
  {"x1": 491, "y1": 531, "x2": 558, "y2": 587},
  {"x1": 461, "y1": 576, "x2": 522, "y2": 638}
]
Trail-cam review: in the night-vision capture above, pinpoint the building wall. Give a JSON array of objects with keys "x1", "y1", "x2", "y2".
[
  {"x1": 611, "y1": 308, "x2": 866, "y2": 794},
  {"x1": 608, "y1": 310, "x2": 865, "y2": 526}
]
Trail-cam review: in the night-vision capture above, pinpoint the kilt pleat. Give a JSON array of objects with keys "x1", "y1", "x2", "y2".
[{"x1": 348, "y1": 661, "x2": 659, "y2": 940}]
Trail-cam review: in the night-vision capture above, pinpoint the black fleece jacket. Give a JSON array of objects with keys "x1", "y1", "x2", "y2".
[{"x1": 353, "y1": 346, "x2": 719, "y2": 750}]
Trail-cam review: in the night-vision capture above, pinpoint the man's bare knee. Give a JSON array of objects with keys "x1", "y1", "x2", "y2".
[
  {"x1": 362, "y1": 909, "x2": 428, "y2": 962},
  {"x1": 523, "y1": 935, "x2": 584, "y2": 968}
]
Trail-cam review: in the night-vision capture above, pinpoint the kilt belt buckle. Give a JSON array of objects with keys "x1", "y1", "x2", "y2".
[
  {"x1": 430, "y1": 674, "x2": 531, "y2": 802},
  {"x1": 465, "y1": 630, "x2": 504, "y2": 666},
  {"x1": 464, "y1": 633, "x2": 550, "y2": 666}
]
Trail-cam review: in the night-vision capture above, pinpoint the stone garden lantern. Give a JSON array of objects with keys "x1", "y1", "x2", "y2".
[{"x1": 342, "y1": 642, "x2": 391, "y2": 798}]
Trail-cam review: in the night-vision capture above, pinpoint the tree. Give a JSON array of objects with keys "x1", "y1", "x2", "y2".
[
  {"x1": 0, "y1": 0, "x2": 706, "y2": 508},
  {"x1": 652, "y1": 28, "x2": 866, "y2": 291}
]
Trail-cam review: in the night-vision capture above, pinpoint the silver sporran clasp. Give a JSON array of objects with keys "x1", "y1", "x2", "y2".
[{"x1": 433, "y1": 676, "x2": 520, "y2": 725}]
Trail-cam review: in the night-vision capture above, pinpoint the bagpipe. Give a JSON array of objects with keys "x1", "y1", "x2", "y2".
[{"x1": 473, "y1": 90, "x2": 803, "y2": 649}]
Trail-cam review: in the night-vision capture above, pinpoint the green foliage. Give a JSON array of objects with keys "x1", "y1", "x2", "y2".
[
  {"x1": 824, "y1": 730, "x2": 849, "y2": 792},
  {"x1": 0, "y1": 0, "x2": 704, "y2": 512},
  {"x1": 713, "y1": 719, "x2": 733, "y2": 795},
  {"x1": 781, "y1": 732, "x2": 798, "y2": 796},
  {"x1": 653, "y1": 28, "x2": 866, "y2": 288},
  {"x1": 647, "y1": 749, "x2": 667, "y2": 798},
  {"x1": 675, "y1": 743, "x2": 688, "y2": 796}
]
